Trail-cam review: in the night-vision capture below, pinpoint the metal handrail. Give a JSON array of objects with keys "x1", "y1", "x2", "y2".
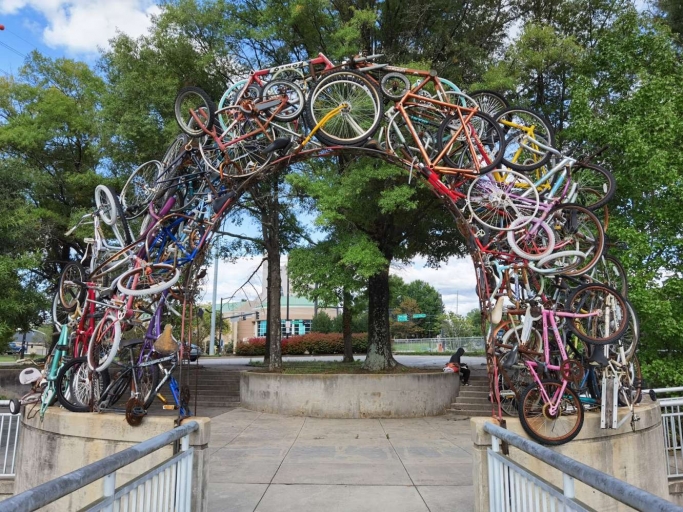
[
  {"x1": 484, "y1": 422, "x2": 683, "y2": 512},
  {"x1": 0, "y1": 420, "x2": 199, "y2": 512}
]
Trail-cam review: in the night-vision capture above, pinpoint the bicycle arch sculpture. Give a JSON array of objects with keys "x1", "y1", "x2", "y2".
[{"x1": 21, "y1": 53, "x2": 637, "y2": 444}]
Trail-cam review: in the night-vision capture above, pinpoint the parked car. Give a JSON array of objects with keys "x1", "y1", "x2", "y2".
[
  {"x1": 190, "y1": 344, "x2": 201, "y2": 362},
  {"x1": 6, "y1": 342, "x2": 22, "y2": 355}
]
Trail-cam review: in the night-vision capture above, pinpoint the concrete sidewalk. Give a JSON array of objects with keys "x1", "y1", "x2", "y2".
[{"x1": 208, "y1": 408, "x2": 474, "y2": 512}]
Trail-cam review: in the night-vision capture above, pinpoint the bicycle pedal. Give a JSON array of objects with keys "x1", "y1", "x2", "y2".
[{"x1": 162, "y1": 405, "x2": 177, "y2": 410}]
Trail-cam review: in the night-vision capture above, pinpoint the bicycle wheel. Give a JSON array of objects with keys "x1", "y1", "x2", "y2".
[
  {"x1": 94, "y1": 184, "x2": 118, "y2": 226},
  {"x1": 52, "y1": 291, "x2": 70, "y2": 328},
  {"x1": 469, "y1": 90, "x2": 509, "y2": 117},
  {"x1": 507, "y1": 217, "x2": 556, "y2": 260},
  {"x1": 174, "y1": 86, "x2": 216, "y2": 137},
  {"x1": 590, "y1": 254, "x2": 628, "y2": 298},
  {"x1": 87, "y1": 313, "x2": 122, "y2": 372},
  {"x1": 116, "y1": 263, "x2": 181, "y2": 297},
  {"x1": 618, "y1": 355, "x2": 642, "y2": 406},
  {"x1": 59, "y1": 261, "x2": 87, "y2": 311},
  {"x1": 380, "y1": 72, "x2": 411, "y2": 100},
  {"x1": 613, "y1": 300, "x2": 639, "y2": 361},
  {"x1": 134, "y1": 358, "x2": 160, "y2": 409},
  {"x1": 121, "y1": 160, "x2": 163, "y2": 220},
  {"x1": 260, "y1": 79, "x2": 305, "y2": 122},
  {"x1": 496, "y1": 107, "x2": 555, "y2": 173},
  {"x1": 386, "y1": 103, "x2": 445, "y2": 161},
  {"x1": 436, "y1": 110, "x2": 505, "y2": 173},
  {"x1": 565, "y1": 283, "x2": 629, "y2": 345},
  {"x1": 467, "y1": 169, "x2": 539, "y2": 231},
  {"x1": 95, "y1": 185, "x2": 132, "y2": 245},
  {"x1": 570, "y1": 163, "x2": 616, "y2": 211},
  {"x1": 305, "y1": 70, "x2": 383, "y2": 146},
  {"x1": 547, "y1": 203, "x2": 605, "y2": 276},
  {"x1": 518, "y1": 379, "x2": 584, "y2": 445},
  {"x1": 56, "y1": 356, "x2": 110, "y2": 412}
]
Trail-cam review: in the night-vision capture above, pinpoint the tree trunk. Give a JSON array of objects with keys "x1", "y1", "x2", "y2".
[
  {"x1": 267, "y1": 247, "x2": 281, "y2": 370},
  {"x1": 342, "y1": 288, "x2": 353, "y2": 363},
  {"x1": 363, "y1": 266, "x2": 398, "y2": 370},
  {"x1": 260, "y1": 177, "x2": 282, "y2": 371}
]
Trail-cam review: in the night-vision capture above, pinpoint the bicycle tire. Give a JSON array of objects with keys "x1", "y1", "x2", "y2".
[
  {"x1": 380, "y1": 72, "x2": 411, "y2": 100},
  {"x1": 94, "y1": 184, "x2": 118, "y2": 226},
  {"x1": 565, "y1": 283, "x2": 629, "y2": 345},
  {"x1": 619, "y1": 355, "x2": 642, "y2": 406},
  {"x1": 507, "y1": 217, "x2": 556, "y2": 261},
  {"x1": 116, "y1": 263, "x2": 181, "y2": 297},
  {"x1": 469, "y1": 90, "x2": 509, "y2": 117},
  {"x1": 590, "y1": 254, "x2": 628, "y2": 298},
  {"x1": 496, "y1": 107, "x2": 555, "y2": 173},
  {"x1": 52, "y1": 290, "x2": 70, "y2": 328},
  {"x1": 174, "y1": 86, "x2": 216, "y2": 137},
  {"x1": 87, "y1": 313, "x2": 122, "y2": 372},
  {"x1": 436, "y1": 110, "x2": 505, "y2": 173},
  {"x1": 260, "y1": 79, "x2": 305, "y2": 122},
  {"x1": 385, "y1": 103, "x2": 445, "y2": 161},
  {"x1": 56, "y1": 356, "x2": 110, "y2": 412},
  {"x1": 467, "y1": 169, "x2": 539, "y2": 231},
  {"x1": 121, "y1": 161, "x2": 163, "y2": 219},
  {"x1": 304, "y1": 70, "x2": 383, "y2": 146},
  {"x1": 58, "y1": 261, "x2": 87, "y2": 311},
  {"x1": 547, "y1": 203, "x2": 605, "y2": 276},
  {"x1": 570, "y1": 163, "x2": 616, "y2": 211},
  {"x1": 518, "y1": 379, "x2": 584, "y2": 445},
  {"x1": 134, "y1": 358, "x2": 160, "y2": 410}
]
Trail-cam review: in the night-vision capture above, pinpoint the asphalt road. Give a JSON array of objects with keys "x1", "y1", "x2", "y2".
[{"x1": 198, "y1": 354, "x2": 487, "y2": 369}]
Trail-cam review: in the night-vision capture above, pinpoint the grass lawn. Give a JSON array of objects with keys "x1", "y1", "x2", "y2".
[
  {"x1": 0, "y1": 355, "x2": 22, "y2": 363},
  {"x1": 248, "y1": 360, "x2": 440, "y2": 374}
]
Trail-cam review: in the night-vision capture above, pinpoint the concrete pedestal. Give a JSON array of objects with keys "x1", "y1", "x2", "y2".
[
  {"x1": 241, "y1": 372, "x2": 460, "y2": 418},
  {"x1": 14, "y1": 408, "x2": 210, "y2": 511},
  {"x1": 471, "y1": 399, "x2": 669, "y2": 512}
]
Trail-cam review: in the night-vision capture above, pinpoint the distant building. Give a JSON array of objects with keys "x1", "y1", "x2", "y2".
[{"x1": 215, "y1": 262, "x2": 339, "y2": 345}]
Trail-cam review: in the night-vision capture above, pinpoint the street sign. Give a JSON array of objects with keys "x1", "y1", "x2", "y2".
[
  {"x1": 397, "y1": 314, "x2": 408, "y2": 322},
  {"x1": 412, "y1": 313, "x2": 427, "y2": 319}
]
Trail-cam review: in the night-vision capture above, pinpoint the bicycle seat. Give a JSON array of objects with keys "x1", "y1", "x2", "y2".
[
  {"x1": 120, "y1": 338, "x2": 145, "y2": 349},
  {"x1": 264, "y1": 137, "x2": 292, "y2": 154},
  {"x1": 212, "y1": 191, "x2": 236, "y2": 214}
]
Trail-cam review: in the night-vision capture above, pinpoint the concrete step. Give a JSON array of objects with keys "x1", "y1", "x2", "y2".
[
  {"x1": 458, "y1": 390, "x2": 489, "y2": 398},
  {"x1": 454, "y1": 398, "x2": 490, "y2": 406},
  {"x1": 448, "y1": 404, "x2": 492, "y2": 414},
  {"x1": 447, "y1": 410, "x2": 490, "y2": 418}
]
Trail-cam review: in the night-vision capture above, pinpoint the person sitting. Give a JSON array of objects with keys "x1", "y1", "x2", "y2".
[{"x1": 449, "y1": 347, "x2": 470, "y2": 386}]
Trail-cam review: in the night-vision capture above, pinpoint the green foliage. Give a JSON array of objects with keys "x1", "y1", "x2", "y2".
[
  {"x1": 311, "y1": 311, "x2": 333, "y2": 333},
  {"x1": 641, "y1": 356, "x2": 683, "y2": 388},
  {"x1": 568, "y1": 10, "x2": 683, "y2": 360},
  {"x1": 656, "y1": 0, "x2": 683, "y2": 36},
  {"x1": 440, "y1": 311, "x2": 479, "y2": 337}
]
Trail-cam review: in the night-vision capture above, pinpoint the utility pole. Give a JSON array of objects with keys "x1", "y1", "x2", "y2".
[
  {"x1": 219, "y1": 297, "x2": 225, "y2": 353},
  {"x1": 209, "y1": 250, "x2": 219, "y2": 356}
]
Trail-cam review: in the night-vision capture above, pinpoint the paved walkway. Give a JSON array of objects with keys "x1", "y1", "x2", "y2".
[{"x1": 208, "y1": 409, "x2": 474, "y2": 512}]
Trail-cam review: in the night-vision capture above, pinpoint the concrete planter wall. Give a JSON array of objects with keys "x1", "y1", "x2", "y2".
[
  {"x1": 471, "y1": 400, "x2": 669, "y2": 512},
  {"x1": 240, "y1": 371, "x2": 460, "y2": 418},
  {"x1": 14, "y1": 408, "x2": 211, "y2": 511}
]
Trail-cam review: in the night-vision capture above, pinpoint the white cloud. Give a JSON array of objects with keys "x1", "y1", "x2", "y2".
[{"x1": 0, "y1": 0, "x2": 161, "y2": 54}]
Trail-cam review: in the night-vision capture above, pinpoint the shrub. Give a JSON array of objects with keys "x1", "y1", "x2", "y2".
[
  {"x1": 235, "y1": 333, "x2": 368, "y2": 356},
  {"x1": 311, "y1": 312, "x2": 333, "y2": 333}
]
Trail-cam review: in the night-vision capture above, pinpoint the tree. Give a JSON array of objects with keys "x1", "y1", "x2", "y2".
[
  {"x1": 288, "y1": 229, "x2": 384, "y2": 362},
  {"x1": 311, "y1": 312, "x2": 333, "y2": 333},
  {"x1": 390, "y1": 298, "x2": 425, "y2": 339},
  {"x1": 655, "y1": 0, "x2": 683, "y2": 36},
  {"x1": 289, "y1": 158, "x2": 468, "y2": 370},
  {"x1": 440, "y1": 311, "x2": 477, "y2": 338},
  {"x1": 567, "y1": 9, "x2": 683, "y2": 384},
  {"x1": 391, "y1": 278, "x2": 445, "y2": 335}
]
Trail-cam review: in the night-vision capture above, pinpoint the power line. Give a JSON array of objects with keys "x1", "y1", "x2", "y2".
[
  {"x1": 5, "y1": 27, "x2": 38, "y2": 50},
  {"x1": 0, "y1": 40, "x2": 24, "y2": 58}
]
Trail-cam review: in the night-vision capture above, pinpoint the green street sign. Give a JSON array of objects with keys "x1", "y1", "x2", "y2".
[
  {"x1": 412, "y1": 313, "x2": 427, "y2": 319},
  {"x1": 397, "y1": 314, "x2": 408, "y2": 322}
]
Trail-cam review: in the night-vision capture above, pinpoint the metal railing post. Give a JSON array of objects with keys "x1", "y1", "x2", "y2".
[
  {"x1": 563, "y1": 473, "x2": 575, "y2": 499},
  {"x1": 102, "y1": 473, "x2": 116, "y2": 512}
]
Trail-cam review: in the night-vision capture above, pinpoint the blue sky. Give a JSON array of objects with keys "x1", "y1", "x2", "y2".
[{"x1": 0, "y1": 0, "x2": 160, "y2": 74}]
